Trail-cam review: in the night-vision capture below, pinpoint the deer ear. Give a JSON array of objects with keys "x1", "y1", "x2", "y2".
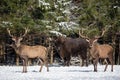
[
  {"x1": 19, "y1": 37, "x2": 23, "y2": 41},
  {"x1": 86, "y1": 39, "x2": 90, "y2": 43},
  {"x1": 93, "y1": 39, "x2": 98, "y2": 43},
  {"x1": 12, "y1": 37, "x2": 16, "y2": 41}
]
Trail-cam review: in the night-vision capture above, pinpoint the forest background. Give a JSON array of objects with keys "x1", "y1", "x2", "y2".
[{"x1": 0, "y1": 0, "x2": 120, "y2": 65}]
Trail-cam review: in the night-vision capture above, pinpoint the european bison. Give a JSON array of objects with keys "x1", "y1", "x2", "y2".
[{"x1": 55, "y1": 36, "x2": 89, "y2": 66}]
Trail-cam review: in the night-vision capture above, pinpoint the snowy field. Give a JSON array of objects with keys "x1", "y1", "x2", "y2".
[{"x1": 0, "y1": 64, "x2": 120, "y2": 80}]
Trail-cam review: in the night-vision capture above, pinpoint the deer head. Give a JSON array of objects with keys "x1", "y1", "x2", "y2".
[
  {"x1": 79, "y1": 28, "x2": 107, "y2": 47},
  {"x1": 7, "y1": 28, "x2": 29, "y2": 47}
]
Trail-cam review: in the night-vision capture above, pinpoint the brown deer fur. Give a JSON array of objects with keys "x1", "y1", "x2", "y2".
[
  {"x1": 89, "y1": 39, "x2": 114, "y2": 72},
  {"x1": 7, "y1": 28, "x2": 49, "y2": 73},
  {"x1": 79, "y1": 28, "x2": 114, "y2": 72}
]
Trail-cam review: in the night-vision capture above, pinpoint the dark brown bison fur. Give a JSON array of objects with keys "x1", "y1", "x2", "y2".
[{"x1": 56, "y1": 36, "x2": 89, "y2": 66}]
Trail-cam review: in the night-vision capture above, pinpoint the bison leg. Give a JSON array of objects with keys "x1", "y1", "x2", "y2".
[
  {"x1": 86, "y1": 54, "x2": 89, "y2": 67},
  {"x1": 86, "y1": 59, "x2": 88, "y2": 67},
  {"x1": 78, "y1": 55, "x2": 84, "y2": 67},
  {"x1": 81, "y1": 59, "x2": 84, "y2": 67},
  {"x1": 63, "y1": 57, "x2": 68, "y2": 66},
  {"x1": 81, "y1": 59, "x2": 88, "y2": 67},
  {"x1": 66, "y1": 60, "x2": 70, "y2": 66},
  {"x1": 63, "y1": 57, "x2": 70, "y2": 66},
  {"x1": 63, "y1": 57, "x2": 67, "y2": 66},
  {"x1": 80, "y1": 54, "x2": 88, "y2": 67},
  {"x1": 66, "y1": 57, "x2": 71, "y2": 66}
]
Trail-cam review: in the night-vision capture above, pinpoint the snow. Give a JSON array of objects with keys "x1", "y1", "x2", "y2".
[
  {"x1": 58, "y1": 21, "x2": 79, "y2": 30},
  {"x1": 56, "y1": 16, "x2": 64, "y2": 21},
  {"x1": 1, "y1": 21, "x2": 12, "y2": 27},
  {"x1": 0, "y1": 65, "x2": 120, "y2": 80},
  {"x1": 63, "y1": 10, "x2": 71, "y2": 14},
  {"x1": 58, "y1": 22, "x2": 68, "y2": 27},
  {"x1": 63, "y1": 1, "x2": 71, "y2": 6},
  {"x1": 38, "y1": 0, "x2": 50, "y2": 6},
  {"x1": 49, "y1": 31, "x2": 66, "y2": 37}
]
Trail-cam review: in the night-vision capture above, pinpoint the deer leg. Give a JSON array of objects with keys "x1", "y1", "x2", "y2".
[
  {"x1": 45, "y1": 60, "x2": 49, "y2": 72},
  {"x1": 22, "y1": 57, "x2": 28, "y2": 73},
  {"x1": 86, "y1": 58, "x2": 88, "y2": 67},
  {"x1": 93, "y1": 58, "x2": 98, "y2": 72},
  {"x1": 39, "y1": 58, "x2": 44, "y2": 72},
  {"x1": 93, "y1": 59, "x2": 96, "y2": 72},
  {"x1": 93, "y1": 61, "x2": 97, "y2": 72},
  {"x1": 22, "y1": 59, "x2": 25, "y2": 73},
  {"x1": 95, "y1": 58, "x2": 99, "y2": 72},
  {"x1": 93, "y1": 64, "x2": 96, "y2": 72},
  {"x1": 24, "y1": 58, "x2": 28, "y2": 73},
  {"x1": 46, "y1": 63, "x2": 49, "y2": 72},
  {"x1": 104, "y1": 59, "x2": 108, "y2": 72},
  {"x1": 22, "y1": 56, "x2": 28, "y2": 73},
  {"x1": 108, "y1": 56, "x2": 114, "y2": 72}
]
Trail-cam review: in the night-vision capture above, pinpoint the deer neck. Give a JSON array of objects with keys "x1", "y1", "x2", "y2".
[
  {"x1": 91, "y1": 42, "x2": 99, "y2": 49},
  {"x1": 14, "y1": 44, "x2": 23, "y2": 55}
]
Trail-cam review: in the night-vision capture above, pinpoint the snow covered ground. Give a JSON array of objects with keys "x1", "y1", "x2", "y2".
[{"x1": 0, "y1": 64, "x2": 120, "y2": 80}]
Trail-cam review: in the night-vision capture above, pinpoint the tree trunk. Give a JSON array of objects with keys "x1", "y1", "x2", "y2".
[
  {"x1": 115, "y1": 33, "x2": 120, "y2": 65},
  {"x1": 2, "y1": 42, "x2": 5, "y2": 65},
  {"x1": 118, "y1": 39, "x2": 120, "y2": 65},
  {"x1": 50, "y1": 47, "x2": 54, "y2": 64}
]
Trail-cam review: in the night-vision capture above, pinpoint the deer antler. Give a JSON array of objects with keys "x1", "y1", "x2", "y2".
[
  {"x1": 7, "y1": 28, "x2": 14, "y2": 37},
  {"x1": 101, "y1": 28, "x2": 107, "y2": 37},
  {"x1": 95, "y1": 27, "x2": 107, "y2": 39},
  {"x1": 79, "y1": 28, "x2": 89, "y2": 40},
  {"x1": 22, "y1": 27, "x2": 29, "y2": 37}
]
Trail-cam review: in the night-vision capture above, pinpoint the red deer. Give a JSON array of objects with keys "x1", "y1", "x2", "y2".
[
  {"x1": 55, "y1": 35, "x2": 89, "y2": 66},
  {"x1": 79, "y1": 28, "x2": 114, "y2": 72},
  {"x1": 7, "y1": 28, "x2": 49, "y2": 73}
]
